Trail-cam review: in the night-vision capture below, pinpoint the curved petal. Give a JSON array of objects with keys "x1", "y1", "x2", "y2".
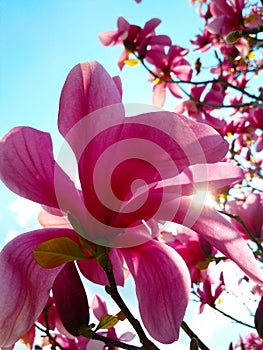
[
  {"x1": 0, "y1": 127, "x2": 58, "y2": 208},
  {"x1": 38, "y1": 209, "x2": 71, "y2": 228},
  {"x1": 77, "y1": 248, "x2": 124, "y2": 286},
  {"x1": 52, "y1": 262, "x2": 89, "y2": 336},
  {"x1": 0, "y1": 228, "x2": 76, "y2": 347},
  {"x1": 91, "y1": 295, "x2": 108, "y2": 321},
  {"x1": 0, "y1": 127, "x2": 83, "y2": 217},
  {"x1": 157, "y1": 196, "x2": 263, "y2": 285},
  {"x1": 58, "y1": 61, "x2": 123, "y2": 138},
  {"x1": 172, "y1": 162, "x2": 243, "y2": 195},
  {"x1": 120, "y1": 240, "x2": 191, "y2": 343}
]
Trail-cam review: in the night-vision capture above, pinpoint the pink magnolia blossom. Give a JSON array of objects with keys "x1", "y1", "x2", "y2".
[
  {"x1": 99, "y1": 17, "x2": 171, "y2": 69},
  {"x1": 233, "y1": 333, "x2": 263, "y2": 350},
  {"x1": 197, "y1": 272, "x2": 225, "y2": 313},
  {"x1": 146, "y1": 45, "x2": 193, "y2": 107},
  {"x1": 166, "y1": 231, "x2": 215, "y2": 283},
  {"x1": 91, "y1": 294, "x2": 135, "y2": 349},
  {"x1": 207, "y1": 0, "x2": 245, "y2": 37},
  {"x1": 190, "y1": 28, "x2": 215, "y2": 52},
  {"x1": 0, "y1": 60, "x2": 262, "y2": 347},
  {"x1": 175, "y1": 83, "x2": 226, "y2": 130},
  {"x1": 226, "y1": 193, "x2": 263, "y2": 240}
]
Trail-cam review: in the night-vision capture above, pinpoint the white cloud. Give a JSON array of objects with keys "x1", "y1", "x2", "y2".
[
  {"x1": 8, "y1": 197, "x2": 40, "y2": 227},
  {"x1": 4, "y1": 229, "x2": 22, "y2": 244}
]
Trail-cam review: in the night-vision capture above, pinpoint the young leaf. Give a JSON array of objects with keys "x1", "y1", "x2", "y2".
[
  {"x1": 33, "y1": 237, "x2": 87, "y2": 268},
  {"x1": 96, "y1": 314, "x2": 120, "y2": 330}
]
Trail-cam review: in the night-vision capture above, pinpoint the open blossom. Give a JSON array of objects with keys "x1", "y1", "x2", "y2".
[
  {"x1": 166, "y1": 230, "x2": 215, "y2": 283},
  {"x1": 226, "y1": 193, "x2": 263, "y2": 240},
  {"x1": 233, "y1": 333, "x2": 263, "y2": 349},
  {"x1": 0, "y1": 60, "x2": 263, "y2": 348},
  {"x1": 146, "y1": 45, "x2": 193, "y2": 107},
  {"x1": 206, "y1": 0, "x2": 245, "y2": 36},
  {"x1": 175, "y1": 83, "x2": 226, "y2": 130},
  {"x1": 99, "y1": 17, "x2": 171, "y2": 69},
  {"x1": 197, "y1": 272, "x2": 225, "y2": 313},
  {"x1": 91, "y1": 294, "x2": 135, "y2": 349}
]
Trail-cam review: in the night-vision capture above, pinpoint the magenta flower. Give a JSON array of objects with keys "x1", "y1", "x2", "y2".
[
  {"x1": 175, "y1": 83, "x2": 226, "y2": 130},
  {"x1": 207, "y1": 0, "x2": 245, "y2": 36},
  {"x1": 226, "y1": 193, "x2": 263, "y2": 240},
  {"x1": 233, "y1": 333, "x2": 263, "y2": 350},
  {"x1": 99, "y1": 17, "x2": 171, "y2": 69},
  {"x1": 146, "y1": 45, "x2": 193, "y2": 107},
  {"x1": 0, "y1": 61, "x2": 262, "y2": 347},
  {"x1": 197, "y1": 272, "x2": 225, "y2": 313},
  {"x1": 91, "y1": 294, "x2": 135, "y2": 349},
  {"x1": 167, "y1": 231, "x2": 214, "y2": 283}
]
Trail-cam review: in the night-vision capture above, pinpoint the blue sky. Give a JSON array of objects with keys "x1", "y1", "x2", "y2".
[{"x1": 0, "y1": 1, "x2": 257, "y2": 349}]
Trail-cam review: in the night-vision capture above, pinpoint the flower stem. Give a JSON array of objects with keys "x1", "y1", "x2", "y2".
[
  {"x1": 181, "y1": 321, "x2": 210, "y2": 350},
  {"x1": 103, "y1": 258, "x2": 160, "y2": 350}
]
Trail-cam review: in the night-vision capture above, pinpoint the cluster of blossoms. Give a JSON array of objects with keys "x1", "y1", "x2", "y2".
[
  {"x1": 99, "y1": 0, "x2": 263, "y2": 189},
  {"x1": 99, "y1": 0, "x2": 263, "y2": 347},
  {"x1": 0, "y1": 1, "x2": 263, "y2": 350}
]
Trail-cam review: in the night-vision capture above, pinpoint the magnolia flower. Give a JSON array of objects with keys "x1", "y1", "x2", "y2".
[
  {"x1": 99, "y1": 17, "x2": 171, "y2": 69},
  {"x1": 197, "y1": 272, "x2": 225, "y2": 313},
  {"x1": 0, "y1": 61, "x2": 262, "y2": 348},
  {"x1": 146, "y1": 45, "x2": 193, "y2": 107},
  {"x1": 226, "y1": 193, "x2": 263, "y2": 240}
]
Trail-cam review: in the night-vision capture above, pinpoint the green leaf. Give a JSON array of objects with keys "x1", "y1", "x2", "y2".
[
  {"x1": 225, "y1": 30, "x2": 242, "y2": 44},
  {"x1": 33, "y1": 237, "x2": 87, "y2": 268},
  {"x1": 96, "y1": 314, "x2": 120, "y2": 330}
]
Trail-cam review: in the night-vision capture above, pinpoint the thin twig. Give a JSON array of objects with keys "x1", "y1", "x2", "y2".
[
  {"x1": 103, "y1": 261, "x2": 160, "y2": 350},
  {"x1": 181, "y1": 321, "x2": 210, "y2": 350}
]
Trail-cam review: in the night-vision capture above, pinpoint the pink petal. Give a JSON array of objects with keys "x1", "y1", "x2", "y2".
[
  {"x1": 112, "y1": 76, "x2": 123, "y2": 98},
  {"x1": 203, "y1": 113, "x2": 226, "y2": 130},
  {"x1": 0, "y1": 127, "x2": 59, "y2": 208},
  {"x1": 38, "y1": 209, "x2": 71, "y2": 228},
  {"x1": 91, "y1": 295, "x2": 108, "y2": 320},
  {"x1": 77, "y1": 248, "x2": 124, "y2": 286},
  {"x1": 0, "y1": 228, "x2": 75, "y2": 347},
  {"x1": 174, "y1": 162, "x2": 243, "y2": 195},
  {"x1": 119, "y1": 331, "x2": 136, "y2": 342},
  {"x1": 167, "y1": 81, "x2": 182, "y2": 98},
  {"x1": 207, "y1": 16, "x2": 226, "y2": 35},
  {"x1": 98, "y1": 30, "x2": 120, "y2": 46},
  {"x1": 117, "y1": 16, "x2": 130, "y2": 33},
  {"x1": 141, "y1": 18, "x2": 161, "y2": 37},
  {"x1": 58, "y1": 61, "x2": 123, "y2": 138},
  {"x1": 152, "y1": 82, "x2": 166, "y2": 107},
  {"x1": 120, "y1": 240, "x2": 190, "y2": 343},
  {"x1": 149, "y1": 35, "x2": 172, "y2": 46},
  {"x1": 0, "y1": 127, "x2": 84, "y2": 219},
  {"x1": 157, "y1": 196, "x2": 263, "y2": 285},
  {"x1": 53, "y1": 262, "x2": 89, "y2": 336}
]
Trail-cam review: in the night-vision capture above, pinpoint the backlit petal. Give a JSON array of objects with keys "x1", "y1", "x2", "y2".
[
  {"x1": 121, "y1": 240, "x2": 190, "y2": 343},
  {"x1": 58, "y1": 61, "x2": 123, "y2": 138},
  {"x1": 0, "y1": 228, "x2": 75, "y2": 347}
]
